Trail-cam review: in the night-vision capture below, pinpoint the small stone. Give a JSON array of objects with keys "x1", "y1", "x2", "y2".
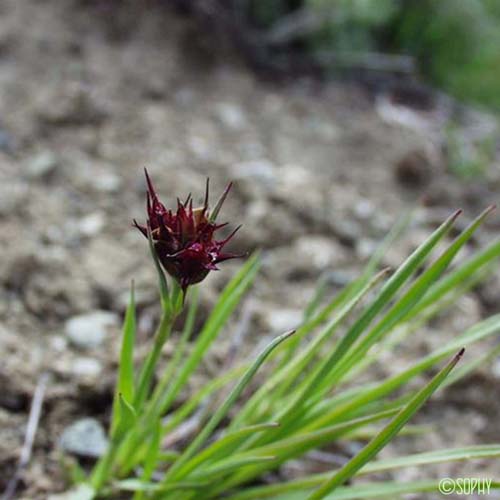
[
  {"x1": 65, "y1": 310, "x2": 119, "y2": 349},
  {"x1": 328, "y1": 269, "x2": 358, "y2": 287},
  {"x1": 188, "y1": 135, "x2": 211, "y2": 161},
  {"x1": 230, "y1": 159, "x2": 277, "y2": 188},
  {"x1": 0, "y1": 129, "x2": 15, "y2": 154},
  {"x1": 330, "y1": 218, "x2": 361, "y2": 247},
  {"x1": 50, "y1": 335, "x2": 67, "y2": 353},
  {"x1": 36, "y1": 82, "x2": 107, "y2": 126},
  {"x1": 265, "y1": 309, "x2": 303, "y2": 333},
  {"x1": 72, "y1": 357, "x2": 103, "y2": 379},
  {"x1": 353, "y1": 199, "x2": 374, "y2": 220},
  {"x1": 215, "y1": 102, "x2": 247, "y2": 130},
  {"x1": 48, "y1": 484, "x2": 95, "y2": 500},
  {"x1": 0, "y1": 183, "x2": 27, "y2": 216},
  {"x1": 25, "y1": 151, "x2": 58, "y2": 180},
  {"x1": 78, "y1": 212, "x2": 105, "y2": 237},
  {"x1": 59, "y1": 418, "x2": 109, "y2": 458},
  {"x1": 491, "y1": 359, "x2": 500, "y2": 379},
  {"x1": 175, "y1": 88, "x2": 195, "y2": 106},
  {"x1": 92, "y1": 171, "x2": 122, "y2": 193},
  {"x1": 293, "y1": 236, "x2": 340, "y2": 270},
  {"x1": 356, "y1": 238, "x2": 377, "y2": 260}
]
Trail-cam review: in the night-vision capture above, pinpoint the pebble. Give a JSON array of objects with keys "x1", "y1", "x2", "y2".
[
  {"x1": 50, "y1": 335, "x2": 67, "y2": 353},
  {"x1": 0, "y1": 129, "x2": 15, "y2": 153},
  {"x1": 59, "y1": 418, "x2": 109, "y2": 458},
  {"x1": 330, "y1": 218, "x2": 362, "y2": 246},
  {"x1": 294, "y1": 236, "x2": 339, "y2": 270},
  {"x1": 91, "y1": 171, "x2": 122, "y2": 193},
  {"x1": 71, "y1": 356, "x2": 103, "y2": 379},
  {"x1": 65, "y1": 310, "x2": 119, "y2": 349},
  {"x1": 188, "y1": 135, "x2": 212, "y2": 161},
  {"x1": 0, "y1": 183, "x2": 27, "y2": 216},
  {"x1": 353, "y1": 199, "x2": 375, "y2": 220},
  {"x1": 215, "y1": 102, "x2": 247, "y2": 130},
  {"x1": 78, "y1": 212, "x2": 106, "y2": 237},
  {"x1": 25, "y1": 151, "x2": 58, "y2": 180},
  {"x1": 36, "y1": 82, "x2": 107, "y2": 126},
  {"x1": 356, "y1": 238, "x2": 377, "y2": 260},
  {"x1": 48, "y1": 484, "x2": 95, "y2": 500},
  {"x1": 265, "y1": 309, "x2": 303, "y2": 333},
  {"x1": 491, "y1": 359, "x2": 500, "y2": 379},
  {"x1": 230, "y1": 159, "x2": 277, "y2": 188},
  {"x1": 328, "y1": 269, "x2": 358, "y2": 287}
]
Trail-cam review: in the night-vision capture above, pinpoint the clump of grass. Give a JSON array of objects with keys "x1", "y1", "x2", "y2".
[
  {"x1": 179, "y1": 0, "x2": 500, "y2": 109},
  {"x1": 68, "y1": 172, "x2": 500, "y2": 499}
]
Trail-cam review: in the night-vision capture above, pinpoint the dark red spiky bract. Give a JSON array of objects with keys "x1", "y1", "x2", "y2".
[{"x1": 134, "y1": 169, "x2": 240, "y2": 291}]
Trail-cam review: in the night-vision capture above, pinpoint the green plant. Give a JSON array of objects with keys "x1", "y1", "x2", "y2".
[
  {"x1": 445, "y1": 122, "x2": 497, "y2": 179},
  {"x1": 184, "y1": 0, "x2": 500, "y2": 109},
  {"x1": 70, "y1": 173, "x2": 500, "y2": 499},
  {"x1": 395, "y1": 0, "x2": 500, "y2": 109}
]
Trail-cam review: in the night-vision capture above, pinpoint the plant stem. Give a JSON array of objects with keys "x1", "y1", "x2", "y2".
[
  {"x1": 134, "y1": 312, "x2": 174, "y2": 410},
  {"x1": 91, "y1": 312, "x2": 173, "y2": 492},
  {"x1": 92, "y1": 284, "x2": 182, "y2": 492},
  {"x1": 90, "y1": 436, "x2": 120, "y2": 491}
]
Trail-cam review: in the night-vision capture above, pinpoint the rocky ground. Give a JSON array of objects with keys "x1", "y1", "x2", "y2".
[{"x1": 1, "y1": 1, "x2": 500, "y2": 498}]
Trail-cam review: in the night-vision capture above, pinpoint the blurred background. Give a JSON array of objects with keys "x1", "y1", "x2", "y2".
[{"x1": 1, "y1": 0, "x2": 500, "y2": 497}]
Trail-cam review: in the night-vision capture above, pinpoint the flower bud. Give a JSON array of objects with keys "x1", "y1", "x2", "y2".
[{"x1": 134, "y1": 169, "x2": 241, "y2": 292}]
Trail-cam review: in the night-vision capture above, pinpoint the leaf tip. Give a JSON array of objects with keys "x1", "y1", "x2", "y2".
[
  {"x1": 379, "y1": 266, "x2": 392, "y2": 277},
  {"x1": 451, "y1": 208, "x2": 463, "y2": 221}
]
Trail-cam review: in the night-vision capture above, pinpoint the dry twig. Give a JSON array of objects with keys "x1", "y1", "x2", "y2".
[{"x1": 2, "y1": 373, "x2": 49, "y2": 500}]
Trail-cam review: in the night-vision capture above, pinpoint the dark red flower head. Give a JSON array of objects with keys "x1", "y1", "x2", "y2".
[{"x1": 134, "y1": 169, "x2": 241, "y2": 292}]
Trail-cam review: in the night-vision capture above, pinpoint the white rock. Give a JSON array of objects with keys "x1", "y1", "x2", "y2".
[
  {"x1": 78, "y1": 212, "x2": 106, "y2": 237},
  {"x1": 92, "y1": 171, "x2": 122, "y2": 192},
  {"x1": 65, "y1": 311, "x2": 119, "y2": 349},
  {"x1": 294, "y1": 236, "x2": 339, "y2": 269},
  {"x1": 266, "y1": 309, "x2": 303, "y2": 333},
  {"x1": 60, "y1": 418, "x2": 108, "y2": 458},
  {"x1": 215, "y1": 102, "x2": 247, "y2": 130},
  {"x1": 491, "y1": 359, "x2": 500, "y2": 379},
  {"x1": 25, "y1": 151, "x2": 58, "y2": 179},
  {"x1": 356, "y1": 238, "x2": 377, "y2": 260},
  {"x1": 0, "y1": 183, "x2": 28, "y2": 216},
  {"x1": 230, "y1": 159, "x2": 277, "y2": 187},
  {"x1": 354, "y1": 199, "x2": 375, "y2": 220},
  {"x1": 48, "y1": 484, "x2": 95, "y2": 500},
  {"x1": 72, "y1": 357, "x2": 103, "y2": 379}
]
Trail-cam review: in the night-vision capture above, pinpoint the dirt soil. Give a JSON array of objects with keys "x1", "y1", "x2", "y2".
[{"x1": 1, "y1": 1, "x2": 500, "y2": 499}]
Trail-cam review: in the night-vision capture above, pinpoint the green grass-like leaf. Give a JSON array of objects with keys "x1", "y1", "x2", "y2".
[
  {"x1": 307, "y1": 349, "x2": 464, "y2": 499},
  {"x1": 162, "y1": 329, "x2": 296, "y2": 483},
  {"x1": 226, "y1": 444, "x2": 500, "y2": 499},
  {"x1": 155, "y1": 252, "x2": 261, "y2": 417},
  {"x1": 89, "y1": 206, "x2": 500, "y2": 499},
  {"x1": 111, "y1": 282, "x2": 136, "y2": 435},
  {"x1": 114, "y1": 393, "x2": 137, "y2": 441}
]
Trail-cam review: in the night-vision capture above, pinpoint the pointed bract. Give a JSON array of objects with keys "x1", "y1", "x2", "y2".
[{"x1": 135, "y1": 171, "x2": 241, "y2": 292}]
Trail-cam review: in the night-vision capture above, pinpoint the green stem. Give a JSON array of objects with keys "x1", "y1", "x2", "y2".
[
  {"x1": 134, "y1": 312, "x2": 174, "y2": 410},
  {"x1": 91, "y1": 310, "x2": 175, "y2": 492},
  {"x1": 161, "y1": 329, "x2": 295, "y2": 484},
  {"x1": 148, "y1": 287, "x2": 198, "y2": 414},
  {"x1": 90, "y1": 437, "x2": 120, "y2": 491},
  {"x1": 111, "y1": 283, "x2": 184, "y2": 477}
]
